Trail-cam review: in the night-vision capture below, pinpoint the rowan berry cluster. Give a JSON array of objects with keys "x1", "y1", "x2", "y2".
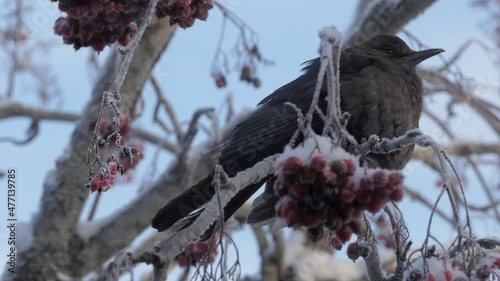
[
  {"x1": 88, "y1": 161, "x2": 121, "y2": 192},
  {"x1": 52, "y1": 0, "x2": 145, "y2": 51},
  {"x1": 156, "y1": 0, "x2": 214, "y2": 28},
  {"x1": 86, "y1": 114, "x2": 143, "y2": 191},
  {"x1": 274, "y1": 154, "x2": 405, "y2": 248},
  {"x1": 52, "y1": 0, "x2": 214, "y2": 51},
  {"x1": 239, "y1": 65, "x2": 261, "y2": 88}
]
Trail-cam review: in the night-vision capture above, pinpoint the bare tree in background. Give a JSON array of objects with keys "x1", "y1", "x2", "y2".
[{"x1": 1, "y1": 0, "x2": 499, "y2": 281}]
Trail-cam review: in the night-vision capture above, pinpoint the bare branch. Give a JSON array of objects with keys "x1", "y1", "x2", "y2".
[
  {"x1": 412, "y1": 142, "x2": 500, "y2": 159},
  {"x1": 132, "y1": 127, "x2": 177, "y2": 154},
  {"x1": 0, "y1": 101, "x2": 79, "y2": 121},
  {"x1": 418, "y1": 68, "x2": 500, "y2": 135},
  {"x1": 177, "y1": 108, "x2": 215, "y2": 163},
  {"x1": 0, "y1": 119, "x2": 39, "y2": 145},
  {"x1": 150, "y1": 74, "x2": 183, "y2": 141},
  {"x1": 404, "y1": 187, "x2": 454, "y2": 224}
]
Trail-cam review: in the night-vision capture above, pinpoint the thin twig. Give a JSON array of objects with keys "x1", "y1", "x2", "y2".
[{"x1": 150, "y1": 74, "x2": 183, "y2": 142}]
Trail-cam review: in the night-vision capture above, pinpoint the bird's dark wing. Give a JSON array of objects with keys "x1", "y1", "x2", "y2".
[
  {"x1": 257, "y1": 58, "x2": 320, "y2": 106},
  {"x1": 212, "y1": 61, "x2": 326, "y2": 176}
]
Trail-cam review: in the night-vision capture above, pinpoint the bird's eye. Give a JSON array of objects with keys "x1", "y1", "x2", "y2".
[{"x1": 385, "y1": 49, "x2": 394, "y2": 55}]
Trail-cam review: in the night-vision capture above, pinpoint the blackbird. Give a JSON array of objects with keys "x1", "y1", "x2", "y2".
[{"x1": 151, "y1": 35, "x2": 443, "y2": 234}]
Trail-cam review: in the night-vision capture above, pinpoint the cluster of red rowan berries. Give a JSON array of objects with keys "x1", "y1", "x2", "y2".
[
  {"x1": 52, "y1": 0, "x2": 145, "y2": 51},
  {"x1": 52, "y1": 0, "x2": 213, "y2": 51},
  {"x1": 88, "y1": 161, "x2": 121, "y2": 192},
  {"x1": 239, "y1": 65, "x2": 261, "y2": 88},
  {"x1": 176, "y1": 234, "x2": 219, "y2": 267},
  {"x1": 86, "y1": 114, "x2": 143, "y2": 191},
  {"x1": 156, "y1": 0, "x2": 214, "y2": 28},
  {"x1": 274, "y1": 154, "x2": 405, "y2": 248}
]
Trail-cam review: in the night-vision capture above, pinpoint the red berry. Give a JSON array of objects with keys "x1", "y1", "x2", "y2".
[
  {"x1": 215, "y1": 76, "x2": 227, "y2": 88},
  {"x1": 58, "y1": 2, "x2": 69, "y2": 12},
  {"x1": 373, "y1": 185, "x2": 391, "y2": 199},
  {"x1": 240, "y1": 66, "x2": 251, "y2": 81},
  {"x1": 177, "y1": 255, "x2": 188, "y2": 267},
  {"x1": 119, "y1": 115, "x2": 131, "y2": 136},
  {"x1": 305, "y1": 214, "x2": 322, "y2": 228},
  {"x1": 284, "y1": 157, "x2": 303, "y2": 173},
  {"x1": 428, "y1": 274, "x2": 436, "y2": 281},
  {"x1": 252, "y1": 78, "x2": 261, "y2": 88},
  {"x1": 344, "y1": 159, "x2": 356, "y2": 175},
  {"x1": 177, "y1": 0, "x2": 192, "y2": 7},
  {"x1": 101, "y1": 179, "x2": 109, "y2": 186},
  {"x1": 444, "y1": 270, "x2": 452, "y2": 281},
  {"x1": 75, "y1": 6, "x2": 90, "y2": 18},
  {"x1": 327, "y1": 171, "x2": 338, "y2": 183},
  {"x1": 290, "y1": 184, "x2": 309, "y2": 198},
  {"x1": 390, "y1": 186, "x2": 405, "y2": 202},
  {"x1": 91, "y1": 39, "x2": 106, "y2": 52},
  {"x1": 114, "y1": 1, "x2": 124, "y2": 12},
  {"x1": 90, "y1": 0, "x2": 104, "y2": 14},
  {"x1": 388, "y1": 172, "x2": 403, "y2": 186},
  {"x1": 90, "y1": 178, "x2": 101, "y2": 191},
  {"x1": 310, "y1": 155, "x2": 328, "y2": 172},
  {"x1": 451, "y1": 259, "x2": 462, "y2": 269},
  {"x1": 299, "y1": 168, "x2": 316, "y2": 184},
  {"x1": 118, "y1": 34, "x2": 131, "y2": 46},
  {"x1": 359, "y1": 176, "x2": 374, "y2": 191},
  {"x1": 103, "y1": 1, "x2": 115, "y2": 11},
  {"x1": 285, "y1": 206, "x2": 305, "y2": 227},
  {"x1": 331, "y1": 160, "x2": 347, "y2": 175},
  {"x1": 129, "y1": 22, "x2": 138, "y2": 34},
  {"x1": 341, "y1": 189, "x2": 356, "y2": 203},
  {"x1": 278, "y1": 200, "x2": 294, "y2": 218},
  {"x1": 347, "y1": 243, "x2": 360, "y2": 261},
  {"x1": 366, "y1": 199, "x2": 384, "y2": 213},
  {"x1": 377, "y1": 216, "x2": 388, "y2": 228},
  {"x1": 109, "y1": 163, "x2": 117, "y2": 175},
  {"x1": 178, "y1": 16, "x2": 195, "y2": 28},
  {"x1": 330, "y1": 236, "x2": 343, "y2": 250},
  {"x1": 336, "y1": 225, "x2": 353, "y2": 242},
  {"x1": 194, "y1": 5, "x2": 209, "y2": 20},
  {"x1": 101, "y1": 184, "x2": 111, "y2": 192},
  {"x1": 356, "y1": 189, "x2": 372, "y2": 204}
]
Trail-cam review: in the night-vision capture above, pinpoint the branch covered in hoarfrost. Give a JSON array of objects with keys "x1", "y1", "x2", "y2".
[
  {"x1": 87, "y1": 0, "x2": 159, "y2": 180},
  {"x1": 97, "y1": 154, "x2": 279, "y2": 281}
]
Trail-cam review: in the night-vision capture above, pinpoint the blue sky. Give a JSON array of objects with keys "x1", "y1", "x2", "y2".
[{"x1": 0, "y1": 0, "x2": 499, "y2": 279}]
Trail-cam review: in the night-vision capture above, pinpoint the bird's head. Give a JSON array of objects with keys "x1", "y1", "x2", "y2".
[{"x1": 361, "y1": 35, "x2": 444, "y2": 67}]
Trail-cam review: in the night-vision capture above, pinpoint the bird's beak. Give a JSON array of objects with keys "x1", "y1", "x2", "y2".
[{"x1": 405, "y1": 48, "x2": 444, "y2": 66}]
